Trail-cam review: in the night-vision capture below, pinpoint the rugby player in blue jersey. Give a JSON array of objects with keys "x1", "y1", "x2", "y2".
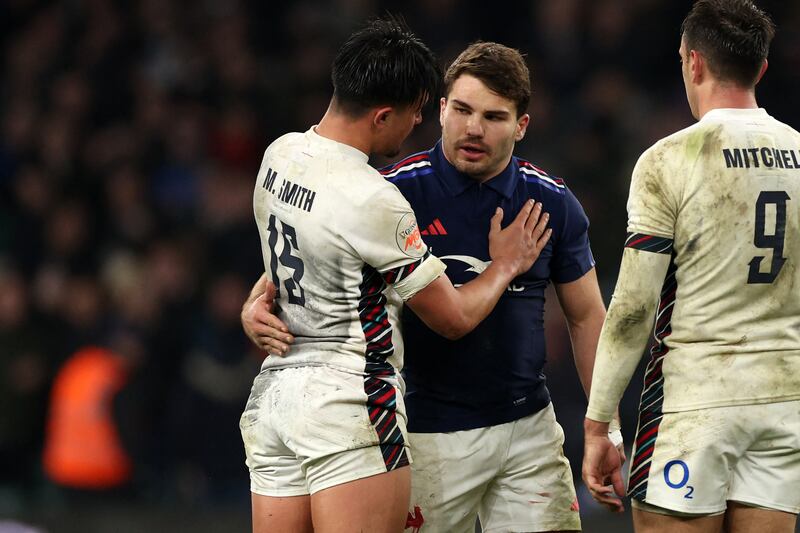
[{"x1": 244, "y1": 42, "x2": 621, "y2": 533}]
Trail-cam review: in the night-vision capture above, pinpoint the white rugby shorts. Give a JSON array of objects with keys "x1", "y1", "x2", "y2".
[
  {"x1": 629, "y1": 400, "x2": 800, "y2": 515},
  {"x1": 406, "y1": 404, "x2": 581, "y2": 533},
  {"x1": 240, "y1": 366, "x2": 411, "y2": 496}
]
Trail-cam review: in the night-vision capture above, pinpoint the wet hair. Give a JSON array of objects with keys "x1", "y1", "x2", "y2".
[
  {"x1": 444, "y1": 41, "x2": 531, "y2": 117},
  {"x1": 331, "y1": 16, "x2": 441, "y2": 117},
  {"x1": 681, "y1": 0, "x2": 775, "y2": 87}
]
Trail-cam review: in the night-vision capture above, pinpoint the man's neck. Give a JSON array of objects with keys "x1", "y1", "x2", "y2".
[
  {"x1": 315, "y1": 105, "x2": 372, "y2": 156},
  {"x1": 697, "y1": 83, "x2": 759, "y2": 119}
]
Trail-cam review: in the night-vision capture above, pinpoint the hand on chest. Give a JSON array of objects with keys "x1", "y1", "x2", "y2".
[{"x1": 417, "y1": 209, "x2": 554, "y2": 287}]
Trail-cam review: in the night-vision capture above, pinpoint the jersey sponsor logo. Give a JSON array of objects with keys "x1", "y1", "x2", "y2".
[
  {"x1": 396, "y1": 213, "x2": 425, "y2": 258},
  {"x1": 420, "y1": 218, "x2": 447, "y2": 236},
  {"x1": 439, "y1": 254, "x2": 525, "y2": 292}
]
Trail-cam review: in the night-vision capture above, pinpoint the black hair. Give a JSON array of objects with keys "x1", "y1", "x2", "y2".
[
  {"x1": 681, "y1": 0, "x2": 775, "y2": 86},
  {"x1": 331, "y1": 16, "x2": 441, "y2": 117}
]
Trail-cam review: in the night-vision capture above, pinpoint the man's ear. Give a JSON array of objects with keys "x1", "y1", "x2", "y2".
[
  {"x1": 439, "y1": 97, "x2": 447, "y2": 127},
  {"x1": 755, "y1": 58, "x2": 768, "y2": 85},
  {"x1": 515, "y1": 113, "x2": 530, "y2": 142},
  {"x1": 690, "y1": 49, "x2": 704, "y2": 84},
  {"x1": 373, "y1": 106, "x2": 393, "y2": 128}
]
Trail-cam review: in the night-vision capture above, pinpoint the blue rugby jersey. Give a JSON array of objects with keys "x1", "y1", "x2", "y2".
[{"x1": 382, "y1": 141, "x2": 595, "y2": 433}]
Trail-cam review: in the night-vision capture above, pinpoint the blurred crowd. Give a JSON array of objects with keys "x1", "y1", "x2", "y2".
[{"x1": 1, "y1": 0, "x2": 799, "y2": 524}]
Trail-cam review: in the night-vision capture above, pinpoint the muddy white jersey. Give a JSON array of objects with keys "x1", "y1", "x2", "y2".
[
  {"x1": 253, "y1": 127, "x2": 445, "y2": 377},
  {"x1": 627, "y1": 108, "x2": 800, "y2": 412}
]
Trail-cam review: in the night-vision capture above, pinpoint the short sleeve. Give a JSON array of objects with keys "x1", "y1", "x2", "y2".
[
  {"x1": 550, "y1": 187, "x2": 596, "y2": 284},
  {"x1": 626, "y1": 146, "x2": 679, "y2": 238},
  {"x1": 346, "y1": 183, "x2": 444, "y2": 300}
]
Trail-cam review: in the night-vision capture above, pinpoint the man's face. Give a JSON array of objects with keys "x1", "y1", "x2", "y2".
[
  {"x1": 680, "y1": 37, "x2": 699, "y2": 119},
  {"x1": 440, "y1": 74, "x2": 529, "y2": 182},
  {"x1": 378, "y1": 101, "x2": 424, "y2": 158}
]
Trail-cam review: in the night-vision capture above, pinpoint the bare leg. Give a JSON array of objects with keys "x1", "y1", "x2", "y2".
[
  {"x1": 724, "y1": 501, "x2": 797, "y2": 533},
  {"x1": 251, "y1": 493, "x2": 313, "y2": 533},
  {"x1": 311, "y1": 466, "x2": 411, "y2": 533},
  {"x1": 633, "y1": 507, "x2": 724, "y2": 533}
]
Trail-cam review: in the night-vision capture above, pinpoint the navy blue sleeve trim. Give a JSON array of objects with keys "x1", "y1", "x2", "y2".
[
  {"x1": 625, "y1": 232, "x2": 674, "y2": 254},
  {"x1": 381, "y1": 251, "x2": 431, "y2": 284}
]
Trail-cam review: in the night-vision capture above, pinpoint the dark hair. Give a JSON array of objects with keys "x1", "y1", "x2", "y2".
[
  {"x1": 444, "y1": 42, "x2": 531, "y2": 117},
  {"x1": 331, "y1": 16, "x2": 440, "y2": 117},
  {"x1": 681, "y1": 0, "x2": 775, "y2": 87}
]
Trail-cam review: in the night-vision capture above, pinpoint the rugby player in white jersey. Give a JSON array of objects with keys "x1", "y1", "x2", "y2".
[
  {"x1": 245, "y1": 42, "x2": 623, "y2": 533},
  {"x1": 240, "y1": 18, "x2": 551, "y2": 533},
  {"x1": 583, "y1": 1, "x2": 800, "y2": 532}
]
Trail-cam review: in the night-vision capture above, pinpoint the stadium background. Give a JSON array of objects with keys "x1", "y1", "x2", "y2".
[{"x1": 1, "y1": 0, "x2": 798, "y2": 531}]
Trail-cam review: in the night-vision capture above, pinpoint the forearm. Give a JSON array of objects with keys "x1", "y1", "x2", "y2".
[
  {"x1": 555, "y1": 268, "x2": 606, "y2": 398},
  {"x1": 407, "y1": 259, "x2": 516, "y2": 340},
  {"x1": 567, "y1": 309, "x2": 605, "y2": 398},
  {"x1": 586, "y1": 249, "x2": 670, "y2": 422},
  {"x1": 570, "y1": 312, "x2": 623, "y2": 435},
  {"x1": 450, "y1": 259, "x2": 518, "y2": 334}
]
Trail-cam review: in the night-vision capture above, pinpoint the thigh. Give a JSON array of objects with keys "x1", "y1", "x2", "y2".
[
  {"x1": 728, "y1": 400, "x2": 800, "y2": 514},
  {"x1": 480, "y1": 406, "x2": 581, "y2": 533},
  {"x1": 632, "y1": 505, "x2": 724, "y2": 533},
  {"x1": 723, "y1": 501, "x2": 797, "y2": 533},
  {"x1": 311, "y1": 466, "x2": 410, "y2": 533},
  {"x1": 252, "y1": 492, "x2": 313, "y2": 533},
  {"x1": 408, "y1": 428, "x2": 500, "y2": 533}
]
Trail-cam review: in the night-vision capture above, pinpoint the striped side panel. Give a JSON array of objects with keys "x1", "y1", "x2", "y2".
[
  {"x1": 358, "y1": 265, "x2": 395, "y2": 377},
  {"x1": 364, "y1": 376, "x2": 409, "y2": 470},
  {"x1": 628, "y1": 255, "x2": 678, "y2": 501},
  {"x1": 625, "y1": 232, "x2": 674, "y2": 254},
  {"x1": 358, "y1": 265, "x2": 411, "y2": 470}
]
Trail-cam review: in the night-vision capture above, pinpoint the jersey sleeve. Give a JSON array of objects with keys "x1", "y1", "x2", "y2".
[
  {"x1": 346, "y1": 183, "x2": 445, "y2": 301},
  {"x1": 626, "y1": 146, "x2": 680, "y2": 239},
  {"x1": 550, "y1": 187, "x2": 596, "y2": 284}
]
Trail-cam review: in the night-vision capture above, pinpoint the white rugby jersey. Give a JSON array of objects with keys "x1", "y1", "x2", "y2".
[
  {"x1": 626, "y1": 108, "x2": 800, "y2": 412},
  {"x1": 252, "y1": 127, "x2": 445, "y2": 377}
]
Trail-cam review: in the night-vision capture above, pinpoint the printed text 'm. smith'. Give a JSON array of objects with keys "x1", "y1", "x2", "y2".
[{"x1": 262, "y1": 167, "x2": 316, "y2": 212}]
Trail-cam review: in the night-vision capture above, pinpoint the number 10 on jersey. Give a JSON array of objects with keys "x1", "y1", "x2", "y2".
[{"x1": 267, "y1": 214, "x2": 306, "y2": 306}]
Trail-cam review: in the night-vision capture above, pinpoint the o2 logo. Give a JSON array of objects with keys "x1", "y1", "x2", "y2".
[{"x1": 664, "y1": 460, "x2": 694, "y2": 499}]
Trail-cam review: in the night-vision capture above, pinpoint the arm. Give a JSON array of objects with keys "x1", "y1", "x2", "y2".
[
  {"x1": 406, "y1": 200, "x2": 551, "y2": 340},
  {"x1": 556, "y1": 268, "x2": 625, "y2": 457},
  {"x1": 585, "y1": 248, "x2": 671, "y2": 423},
  {"x1": 242, "y1": 201, "x2": 549, "y2": 348},
  {"x1": 581, "y1": 246, "x2": 671, "y2": 511},
  {"x1": 554, "y1": 267, "x2": 605, "y2": 398}
]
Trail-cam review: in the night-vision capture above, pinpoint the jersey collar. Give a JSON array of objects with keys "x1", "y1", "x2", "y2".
[
  {"x1": 306, "y1": 126, "x2": 369, "y2": 163},
  {"x1": 701, "y1": 107, "x2": 769, "y2": 122},
  {"x1": 430, "y1": 141, "x2": 517, "y2": 199}
]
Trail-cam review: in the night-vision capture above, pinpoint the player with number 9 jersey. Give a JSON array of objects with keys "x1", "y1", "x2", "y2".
[
  {"x1": 584, "y1": 0, "x2": 800, "y2": 524},
  {"x1": 621, "y1": 107, "x2": 800, "y2": 415},
  {"x1": 587, "y1": 108, "x2": 800, "y2": 514}
]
